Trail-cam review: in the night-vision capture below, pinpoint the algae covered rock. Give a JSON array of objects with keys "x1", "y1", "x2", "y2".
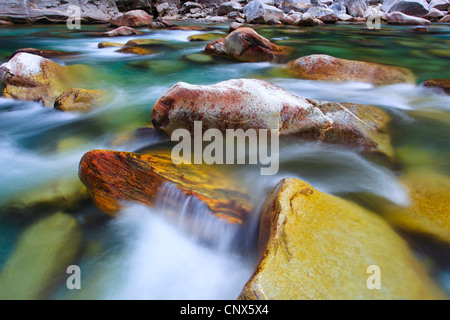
[
  {"x1": 54, "y1": 88, "x2": 104, "y2": 113},
  {"x1": 384, "y1": 171, "x2": 450, "y2": 244},
  {"x1": 0, "y1": 212, "x2": 82, "y2": 300},
  {"x1": 239, "y1": 178, "x2": 445, "y2": 300}
]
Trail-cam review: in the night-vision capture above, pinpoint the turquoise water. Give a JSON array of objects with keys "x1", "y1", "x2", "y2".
[{"x1": 0, "y1": 23, "x2": 449, "y2": 299}]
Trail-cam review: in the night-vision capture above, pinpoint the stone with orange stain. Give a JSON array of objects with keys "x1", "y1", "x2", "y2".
[
  {"x1": 78, "y1": 149, "x2": 251, "y2": 224},
  {"x1": 151, "y1": 78, "x2": 394, "y2": 159},
  {"x1": 287, "y1": 54, "x2": 416, "y2": 86},
  {"x1": 205, "y1": 27, "x2": 291, "y2": 63},
  {"x1": 239, "y1": 178, "x2": 446, "y2": 300}
]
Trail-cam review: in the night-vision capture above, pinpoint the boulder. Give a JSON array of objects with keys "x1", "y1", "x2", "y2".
[
  {"x1": 0, "y1": 0, "x2": 118, "y2": 24},
  {"x1": 307, "y1": 6, "x2": 338, "y2": 22},
  {"x1": 54, "y1": 88, "x2": 104, "y2": 113},
  {"x1": 238, "y1": 178, "x2": 445, "y2": 300},
  {"x1": 115, "y1": 46, "x2": 158, "y2": 55},
  {"x1": 438, "y1": 14, "x2": 450, "y2": 21},
  {"x1": 218, "y1": 1, "x2": 242, "y2": 16},
  {"x1": 421, "y1": 78, "x2": 450, "y2": 94},
  {"x1": 281, "y1": 0, "x2": 313, "y2": 13},
  {"x1": 78, "y1": 149, "x2": 251, "y2": 224},
  {"x1": 0, "y1": 212, "x2": 82, "y2": 300},
  {"x1": 383, "y1": 171, "x2": 450, "y2": 244},
  {"x1": 287, "y1": 54, "x2": 416, "y2": 86},
  {"x1": 0, "y1": 53, "x2": 68, "y2": 107},
  {"x1": 424, "y1": 7, "x2": 445, "y2": 20},
  {"x1": 205, "y1": 27, "x2": 291, "y2": 63},
  {"x1": 429, "y1": 0, "x2": 450, "y2": 11},
  {"x1": 295, "y1": 12, "x2": 317, "y2": 25},
  {"x1": 151, "y1": 78, "x2": 394, "y2": 158},
  {"x1": 345, "y1": 0, "x2": 370, "y2": 17},
  {"x1": 382, "y1": 0, "x2": 430, "y2": 17},
  {"x1": 243, "y1": 0, "x2": 284, "y2": 24},
  {"x1": 110, "y1": 9, "x2": 152, "y2": 27},
  {"x1": 281, "y1": 13, "x2": 303, "y2": 25},
  {"x1": 387, "y1": 11, "x2": 432, "y2": 23},
  {"x1": 102, "y1": 26, "x2": 141, "y2": 37},
  {"x1": 330, "y1": 2, "x2": 347, "y2": 15}
]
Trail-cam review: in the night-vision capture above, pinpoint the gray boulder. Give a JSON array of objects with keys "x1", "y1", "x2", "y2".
[
  {"x1": 307, "y1": 6, "x2": 338, "y2": 22},
  {"x1": 0, "y1": 0, "x2": 119, "y2": 24},
  {"x1": 218, "y1": 1, "x2": 242, "y2": 16},
  {"x1": 243, "y1": 0, "x2": 284, "y2": 24},
  {"x1": 345, "y1": 0, "x2": 370, "y2": 17},
  {"x1": 429, "y1": 0, "x2": 450, "y2": 11},
  {"x1": 387, "y1": 10, "x2": 431, "y2": 23},
  {"x1": 382, "y1": 0, "x2": 430, "y2": 17}
]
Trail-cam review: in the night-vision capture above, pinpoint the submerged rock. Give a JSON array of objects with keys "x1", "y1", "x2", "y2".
[
  {"x1": 421, "y1": 78, "x2": 450, "y2": 94},
  {"x1": 188, "y1": 33, "x2": 225, "y2": 42},
  {"x1": 387, "y1": 11, "x2": 432, "y2": 24},
  {"x1": 239, "y1": 178, "x2": 445, "y2": 300},
  {"x1": 78, "y1": 150, "x2": 251, "y2": 224},
  {"x1": 54, "y1": 88, "x2": 104, "y2": 113},
  {"x1": 151, "y1": 78, "x2": 394, "y2": 159},
  {"x1": 110, "y1": 9, "x2": 152, "y2": 27},
  {"x1": 116, "y1": 46, "x2": 158, "y2": 55},
  {"x1": 287, "y1": 54, "x2": 416, "y2": 86},
  {"x1": 102, "y1": 26, "x2": 141, "y2": 37},
  {"x1": 0, "y1": 212, "x2": 82, "y2": 300},
  {"x1": 98, "y1": 42, "x2": 125, "y2": 48},
  {"x1": 384, "y1": 171, "x2": 450, "y2": 244},
  {"x1": 205, "y1": 27, "x2": 291, "y2": 62}
]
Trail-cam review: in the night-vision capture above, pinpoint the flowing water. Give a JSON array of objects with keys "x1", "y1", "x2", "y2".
[{"x1": 0, "y1": 23, "x2": 449, "y2": 299}]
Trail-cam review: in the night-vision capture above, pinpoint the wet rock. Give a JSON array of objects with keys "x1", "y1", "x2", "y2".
[
  {"x1": 116, "y1": 46, "x2": 158, "y2": 55},
  {"x1": 438, "y1": 14, "x2": 450, "y2": 21},
  {"x1": 150, "y1": 17, "x2": 173, "y2": 28},
  {"x1": 11, "y1": 48, "x2": 74, "y2": 59},
  {"x1": 151, "y1": 78, "x2": 394, "y2": 158},
  {"x1": 345, "y1": 0, "x2": 370, "y2": 17},
  {"x1": 387, "y1": 11, "x2": 432, "y2": 24},
  {"x1": 102, "y1": 26, "x2": 141, "y2": 37},
  {"x1": 384, "y1": 171, "x2": 450, "y2": 244},
  {"x1": 421, "y1": 78, "x2": 450, "y2": 94},
  {"x1": 307, "y1": 6, "x2": 338, "y2": 22},
  {"x1": 205, "y1": 27, "x2": 291, "y2": 62},
  {"x1": 78, "y1": 149, "x2": 251, "y2": 224},
  {"x1": 54, "y1": 88, "x2": 104, "y2": 113},
  {"x1": 287, "y1": 54, "x2": 416, "y2": 86},
  {"x1": 110, "y1": 9, "x2": 152, "y2": 27},
  {"x1": 382, "y1": 0, "x2": 431, "y2": 17},
  {"x1": 185, "y1": 53, "x2": 215, "y2": 63},
  {"x1": 243, "y1": 0, "x2": 284, "y2": 24},
  {"x1": 218, "y1": 1, "x2": 242, "y2": 16},
  {"x1": 188, "y1": 33, "x2": 225, "y2": 42},
  {"x1": 0, "y1": 53, "x2": 72, "y2": 107},
  {"x1": 181, "y1": 1, "x2": 204, "y2": 14},
  {"x1": 238, "y1": 178, "x2": 445, "y2": 300},
  {"x1": 98, "y1": 42, "x2": 125, "y2": 48},
  {"x1": 0, "y1": 212, "x2": 82, "y2": 300}
]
